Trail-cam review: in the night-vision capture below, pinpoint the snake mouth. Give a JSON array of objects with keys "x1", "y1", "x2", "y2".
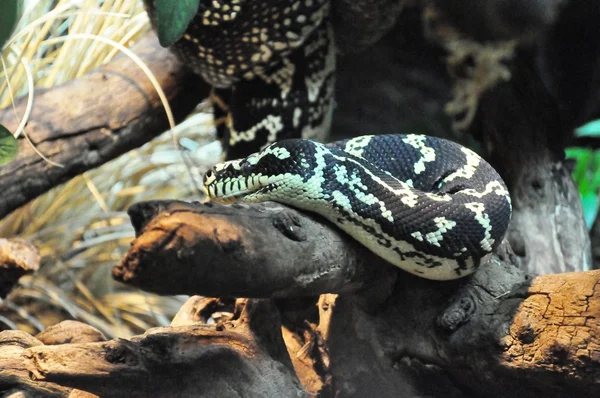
[
  {"x1": 203, "y1": 183, "x2": 255, "y2": 203},
  {"x1": 203, "y1": 174, "x2": 268, "y2": 203}
]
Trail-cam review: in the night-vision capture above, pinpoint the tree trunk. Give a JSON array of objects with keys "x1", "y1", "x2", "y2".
[{"x1": 0, "y1": 32, "x2": 209, "y2": 219}]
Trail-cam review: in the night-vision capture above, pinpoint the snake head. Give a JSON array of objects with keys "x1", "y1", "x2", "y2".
[{"x1": 203, "y1": 139, "x2": 320, "y2": 204}]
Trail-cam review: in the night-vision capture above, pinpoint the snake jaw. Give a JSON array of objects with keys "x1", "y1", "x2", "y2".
[
  {"x1": 241, "y1": 183, "x2": 279, "y2": 203},
  {"x1": 203, "y1": 169, "x2": 273, "y2": 204}
]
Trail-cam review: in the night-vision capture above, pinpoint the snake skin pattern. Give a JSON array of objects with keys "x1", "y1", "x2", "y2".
[
  {"x1": 143, "y1": 0, "x2": 335, "y2": 160},
  {"x1": 203, "y1": 134, "x2": 512, "y2": 280}
]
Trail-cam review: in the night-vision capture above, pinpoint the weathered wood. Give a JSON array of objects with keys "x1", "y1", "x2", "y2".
[
  {"x1": 473, "y1": 62, "x2": 591, "y2": 274},
  {"x1": 0, "y1": 238, "x2": 40, "y2": 298},
  {"x1": 109, "y1": 199, "x2": 599, "y2": 397},
  {"x1": 0, "y1": 32, "x2": 210, "y2": 220},
  {"x1": 0, "y1": 300, "x2": 303, "y2": 398},
  {"x1": 113, "y1": 200, "x2": 392, "y2": 297},
  {"x1": 0, "y1": 331, "x2": 96, "y2": 397},
  {"x1": 327, "y1": 261, "x2": 600, "y2": 397},
  {"x1": 35, "y1": 321, "x2": 106, "y2": 346}
]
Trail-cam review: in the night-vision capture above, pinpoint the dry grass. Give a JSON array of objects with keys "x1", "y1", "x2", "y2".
[{"x1": 0, "y1": 0, "x2": 220, "y2": 338}]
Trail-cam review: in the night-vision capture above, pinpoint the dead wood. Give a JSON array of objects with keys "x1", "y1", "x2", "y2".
[
  {"x1": 0, "y1": 32, "x2": 210, "y2": 220},
  {"x1": 0, "y1": 238, "x2": 40, "y2": 298},
  {"x1": 0, "y1": 331, "x2": 96, "y2": 397},
  {"x1": 112, "y1": 200, "x2": 392, "y2": 298},
  {"x1": 35, "y1": 321, "x2": 107, "y2": 346},
  {"x1": 0, "y1": 299, "x2": 303, "y2": 398},
  {"x1": 473, "y1": 61, "x2": 591, "y2": 274},
  {"x1": 108, "y1": 198, "x2": 600, "y2": 397}
]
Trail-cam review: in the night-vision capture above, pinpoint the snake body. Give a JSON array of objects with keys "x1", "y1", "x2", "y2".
[
  {"x1": 143, "y1": 0, "x2": 335, "y2": 160},
  {"x1": 142, "y1": 2, "x2": 513, "y2": 280},
  {"x1": 203, "y1": 134, "x2": 512, "y2": 280}
]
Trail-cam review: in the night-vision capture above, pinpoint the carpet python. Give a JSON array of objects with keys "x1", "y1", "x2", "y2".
[
  {"x1": 143, "y1": 0, "x2": 335, "y2": 160},
  {"x1": 143, "y1": 2, "x2": 512, "y2": 279},
  {"x1": 203, "y1": 134, "x2": 512, "y2": 280}
]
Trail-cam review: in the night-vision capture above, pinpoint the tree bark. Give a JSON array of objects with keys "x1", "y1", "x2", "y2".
[
  {"x1": 112, "y1": 200, "x2": 390, "y2": 298},
  {"x1": 111, "y1": 200, "x2": 598, "y2": 397},
  {"x1": 4, "y1": 200, "x2": 597, "y2": 397},
  {"x1": 472, "y1": 61, "x2": 592, "y2": 274},
  {"x1": 0, "y1": 300, "x2": 303, "y2": 398},
  {"x1": 0, "y1": 238, "x2": 40, "y2": 298},
  {"x1": 0, "y1": 32, "x2": 210, "y2": 220}
]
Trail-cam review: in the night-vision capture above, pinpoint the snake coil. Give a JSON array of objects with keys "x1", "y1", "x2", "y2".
[{"x1": 204, "y1": 134, "x2": 512, "y2": 280}]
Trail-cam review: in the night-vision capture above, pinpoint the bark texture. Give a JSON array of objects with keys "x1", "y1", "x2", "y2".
[
  {"x1": 2, "y1": 0, "x2": 600, "y2": 397},
  {"x1": 113, "y1": 200, "x2": 390, "y2": 298},
  {"x1": 0, "y1": 238, "x2": 40, "y2": 298},
  {"x1": 0, "y1": 32, "x2": 210, "y2": 220},
  {"x1": 3, "y1": 201, "x2": 599, "y2": 397},
  {"x1": 0, "y1": 300, "x2": 303, "y2": 398},
  {"x1": 474, "y1": 63, "x2": 591, "y2": 274}
]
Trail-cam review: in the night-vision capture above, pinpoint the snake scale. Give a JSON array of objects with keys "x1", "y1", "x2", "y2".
[
  {"x1": 142, "y1": 1, "x2": 512, "y2": 280},
  {"x1": 204, "y1": 135, "x2": 512, "y2": 280},
  {"x1": 143, "y1": 0, "x2": 335, "y2": 160}
]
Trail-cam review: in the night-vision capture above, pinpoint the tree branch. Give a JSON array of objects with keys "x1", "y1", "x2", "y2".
[
  {"x1": 473, "y1": 61, "x2": 591, "y2": 274},
  {"x1": 0, "y1": 32, "x2": 210, "y2": 220},
  {"x1": 112, "y1": 200, "x2": 391, "y2": 297},
  {"x1": 0, "y1": 299, "x2": 303, "y2": 398},
  {"x1": 111, "y1": 199, "x2": 598, "y2": 397}
]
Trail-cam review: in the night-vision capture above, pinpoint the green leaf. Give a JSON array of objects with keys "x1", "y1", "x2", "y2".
[
  {"x1": 155, "y1": 0, "x2": 200, "y2": 47},
  {"x1": 0, "y1": 124, "x2": 18, "y2": 166},
  {"x1": 581, "y1": 193, "x2": 599, "y2": 229},
  {"x1": 0, "y1": 0, "x2": 23, "y2": 49},
  {"x1": 566, "y1": 147, "x2": 591, "y2": 187},
  {"x1": 575, "y1": 119, "x2": 600, "y2": 138}
]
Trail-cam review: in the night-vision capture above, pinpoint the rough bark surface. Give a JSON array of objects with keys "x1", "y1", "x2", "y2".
[
  {"x1": 0, "y1": 299, "x2": 303, "y2": 398},
  {"x1": 0, "y1": 238, "x2": 40, "y2": 298},
  {"x1": 0, "y1": 32, "x2": 210, "y2": 220},
  {"x1": 2, "y1": 200, "x2": 598, "y2": 397},
  {"x1": 473, "y1": 63, "x2": 592, "y2": 274},
  {"x1": 118, "y1": 201, "x2": 599, "y2": 397},
  {"x1": 113, "y1": 200, "x2": 391, "y2": 298}
]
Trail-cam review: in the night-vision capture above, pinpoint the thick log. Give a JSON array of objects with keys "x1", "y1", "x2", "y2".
[
  {"x1": 0, "y1": 331, "x2": 94, "y2": 397},
  {"x1": 0, "y1": 299, "x2": 303, "y2": 398},
  {"x1": 0, "y1": 32, "x2": 210, "y2": 220},
  {"x1": 110, "y1": 199, "x2": 599, "y2": 397},
  {"x1": 113, "y1": 200, "x2": 392, "y2": 298}
]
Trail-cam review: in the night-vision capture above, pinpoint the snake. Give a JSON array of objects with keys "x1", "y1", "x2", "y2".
[
  {"x1": 143, "y1": 0, "x2": 335, "y2": 160},
  {"x1": 141, "y1": 2, "x2": 513, "y2": 279},
  {"x1": 203, "y1": 134, "x2": 512, "y2": 281}
]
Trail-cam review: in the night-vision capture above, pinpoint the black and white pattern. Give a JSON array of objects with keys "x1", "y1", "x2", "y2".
[
  {"x1": 203, "y1": 134, "x2": 512, "y2": 280},
  {"x1": 143, "y1": 0, "x2": 335, "y2": 160}
]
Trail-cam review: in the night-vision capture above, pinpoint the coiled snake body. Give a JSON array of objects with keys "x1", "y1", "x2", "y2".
[
  {"x1": 204, "y1": 134, "x2": 512, "y2": 280},
  {"x1": 143, "y1": 0, "x2": 335, "y2": 160},
  {"x1": 142, "y1": 1, "x2": 512, "y2": 279}
]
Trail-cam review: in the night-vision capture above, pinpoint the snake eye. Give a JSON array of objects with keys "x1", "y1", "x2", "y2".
[
  {"x1": 241, "y1": 161, "x2": 253, "y2": 176},
  {"x1": 203, "y1": 169, "x2": 213, "y2": 183}
]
